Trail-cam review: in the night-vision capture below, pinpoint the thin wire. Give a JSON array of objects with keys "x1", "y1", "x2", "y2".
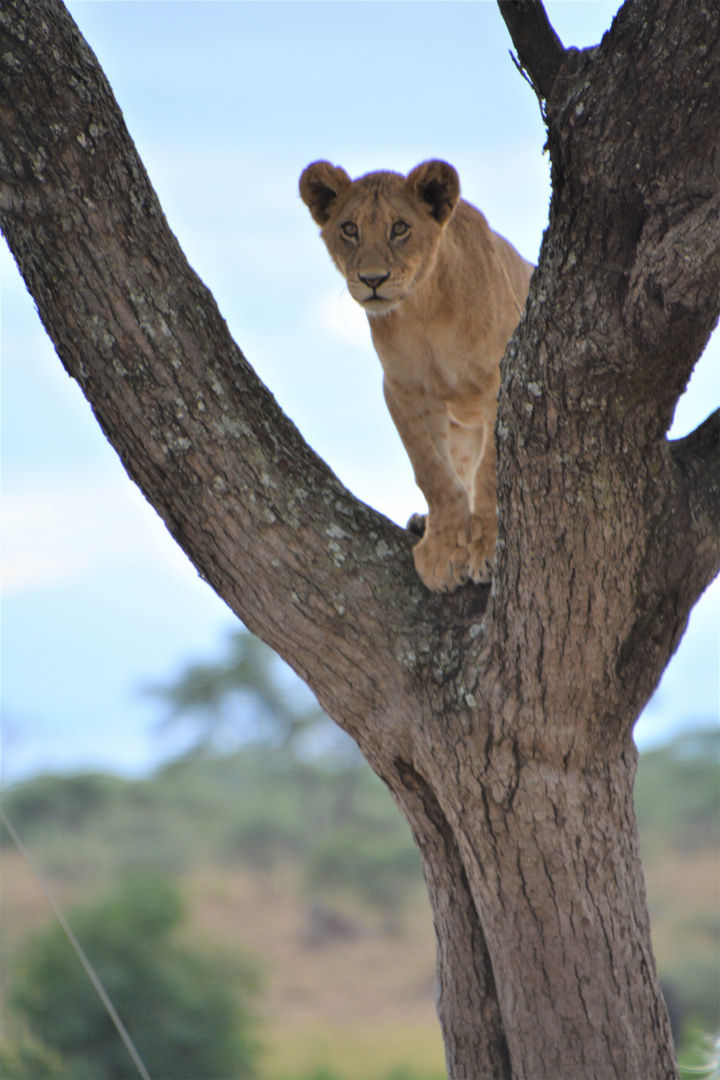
[{"x1": 0, "y1": 803, "x2": 153, "y2": 1080}]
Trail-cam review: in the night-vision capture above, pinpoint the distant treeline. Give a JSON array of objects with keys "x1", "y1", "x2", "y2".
[{"x1": 2, "y1": 726, "x2": 718, "y2": 1050}]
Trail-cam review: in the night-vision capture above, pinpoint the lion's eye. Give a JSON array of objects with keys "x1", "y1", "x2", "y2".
[
  {"x1": 340, "y1": 222, "x2": 358, "y2": 239},
  {"x1": 391, "y1": 221, "x2": 410, "y2": 238}
]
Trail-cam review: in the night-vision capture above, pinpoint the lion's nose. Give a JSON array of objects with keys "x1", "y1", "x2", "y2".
[{"x1": 358, "y1": 272, "x2": 390, "y2": 290}]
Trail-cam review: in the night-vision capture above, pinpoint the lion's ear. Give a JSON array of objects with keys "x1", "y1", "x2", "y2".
[
  {"x1": 299, "y1": 162, "x2": 352, "y2": 226},
  {"x1": 407, "y1": 160, "x2": 460, "y2": 225}
]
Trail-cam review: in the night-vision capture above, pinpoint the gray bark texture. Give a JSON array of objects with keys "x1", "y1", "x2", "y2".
[{"x1": 1, "y1": 0, "x2": 718, "y2": 1076}]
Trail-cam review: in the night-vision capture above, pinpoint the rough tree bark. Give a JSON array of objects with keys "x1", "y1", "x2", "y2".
[{"x1": 1, "y1": 0, "x2": 718, "y2": 1076}]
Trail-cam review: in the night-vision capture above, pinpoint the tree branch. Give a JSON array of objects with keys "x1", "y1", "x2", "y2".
[
  {"x1": 496, "y1": 0, "x2": 567, "y2": 103},
  {"x1": 537, "y1": 0, "x2": 720, "y2": 425},
  {"x1": 0, "y1": 0, "x2": 488, "y2": 770}
]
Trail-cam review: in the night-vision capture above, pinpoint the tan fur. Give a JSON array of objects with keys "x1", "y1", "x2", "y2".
[{"x1": 300, "y1": 160, "x2": 533, "y2": 592}]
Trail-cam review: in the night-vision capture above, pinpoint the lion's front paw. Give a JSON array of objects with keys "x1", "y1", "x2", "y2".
[
  {"x1": 467, "y1": 515, "x2": 497, "y2": 584},
  {"x1": 412, "y1": 528, "x2": 470, "y2": 592},
  {"x1": 467, "y1": 541, "x2": 494, "y2": 583}
]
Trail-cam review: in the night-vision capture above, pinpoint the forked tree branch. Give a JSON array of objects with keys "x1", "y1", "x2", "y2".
[
  {"x1": 493, "y1": 0, "x2": 720, "y2": 742},
  {"x1": 496, "y1": 0, "x2": 567, "y2": 102},
  {"x1": 2, "y1": 3, "x2": 716, "y2": 1070}
]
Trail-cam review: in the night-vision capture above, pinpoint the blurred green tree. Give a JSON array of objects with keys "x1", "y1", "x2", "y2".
[
  {"x1": 8, "y1": 876, "x2": 259, "y2": 1080},
  {"x1": 0, "y1": 773, "x2": 123, "y2": 838},
  {"x1": 0, "y1": 1023, "x2": 71, "y2": 1079},
  {"x1": 145, "y1": 629, "x2": 348, "y2": 756}
]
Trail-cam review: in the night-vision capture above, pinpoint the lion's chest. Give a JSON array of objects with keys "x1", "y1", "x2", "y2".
[{"x1": 368, "y1": 310, "x2": 498, "y2": 404}]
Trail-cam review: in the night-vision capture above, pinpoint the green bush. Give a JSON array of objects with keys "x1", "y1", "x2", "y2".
[
  {"x1": 0, "y1": 773, "x2": 123, "y2": 842},
  {"x1": 0, "y1": 1023, "x2": 74, "y2": 1079},
  {"x1": 8, "y1": 876, "x2": 259, "y2": 1080}
]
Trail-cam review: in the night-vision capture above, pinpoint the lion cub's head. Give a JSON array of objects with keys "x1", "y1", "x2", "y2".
[{"x1": 299, "y1": 160, "x2": 460, "y2": 315}]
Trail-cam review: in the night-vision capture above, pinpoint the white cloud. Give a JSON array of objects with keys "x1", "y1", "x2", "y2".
[
  {"x1": 312, "y1": 287, "x2": 372, "y2": 350},
  {"x1": 333, "y1": 454, "x2": 426, "y2": 530},
  {"x1": 1, "y1": 473, "x2": 196, "y2": 595}
]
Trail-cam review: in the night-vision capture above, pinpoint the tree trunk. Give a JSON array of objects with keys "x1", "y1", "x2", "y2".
[{"x1": 1, "y1": 1, "x2": 718, "y2": 1076}]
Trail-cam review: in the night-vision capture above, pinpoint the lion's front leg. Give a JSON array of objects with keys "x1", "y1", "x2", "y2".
[
  {"x1": 467, "y1": 422, "x2": 498, "y2": 584},
  {"x1": 383, "y1": 379, "x2": 472, "y2": 592}
]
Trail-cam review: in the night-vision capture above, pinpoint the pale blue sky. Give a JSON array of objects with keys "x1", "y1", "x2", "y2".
[{"x1": 2, "y1": 1, "x2": 717, "y2": 782}]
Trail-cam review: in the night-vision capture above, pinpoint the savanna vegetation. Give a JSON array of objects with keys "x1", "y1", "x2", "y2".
[
  {"x1": 2, "y1": 876, "x2": 258, "y2": 1079},
  {"x1": 1, "y1": 634, "x2": 718, "y2": 1079}
]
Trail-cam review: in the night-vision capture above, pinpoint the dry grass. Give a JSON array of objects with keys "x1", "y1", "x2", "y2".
[
  {"x1": 2, "y1": 841, "x2": 717, "y2": 1077},
  {"x1": 259, "y1": 1021, "x2": 446, "y2": 1079},
  {"x1": 187, "y1": 865, "x2": 440, "y2": 1017},
  {"x1": 643, "y1": 848, "x2": 720, "y2": 970},
  {"x1": 0, "y1": 849, "x2": 79, "y2": 939}
]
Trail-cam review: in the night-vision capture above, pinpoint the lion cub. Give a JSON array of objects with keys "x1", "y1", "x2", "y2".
[{"x1": 300, "y1": 160, "x2": 533, "y2": 593}]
